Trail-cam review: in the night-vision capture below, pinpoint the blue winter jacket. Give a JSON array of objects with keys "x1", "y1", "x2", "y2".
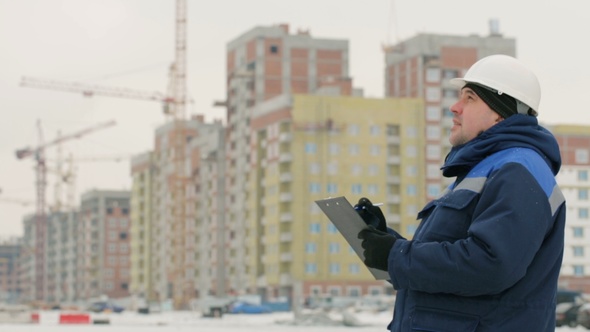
[{"x1": 387, "y1": 115, "x2": 566, "y2": 331}]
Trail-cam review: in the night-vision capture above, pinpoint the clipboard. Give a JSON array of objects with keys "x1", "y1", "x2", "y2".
[{"x1": 315, "y1": 196, "x2": 389, "y2": 280}]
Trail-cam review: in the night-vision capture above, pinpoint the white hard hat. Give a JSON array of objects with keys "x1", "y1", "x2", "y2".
[{"x1": 450, "y1": 54, "x2": 541, "y2": 114}]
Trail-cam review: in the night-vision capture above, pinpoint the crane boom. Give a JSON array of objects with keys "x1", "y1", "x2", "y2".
[
  {"x1": 20, "y1": 76, "x2": 169, "y2": 102},
  {"x1": 15, "y1": 120, "x2": 116, "y2": 159}
]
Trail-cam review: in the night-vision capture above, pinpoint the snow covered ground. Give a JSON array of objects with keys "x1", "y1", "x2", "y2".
[{"x1": 0, "y1": 310, "x2": 587, "y2": 331}]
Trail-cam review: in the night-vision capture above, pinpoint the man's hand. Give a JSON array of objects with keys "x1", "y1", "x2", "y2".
[
  {"x1": 354, "y1": 197, "x2": 387, "y2": 232},
  {"x1": 358, "y1": 226, "x2": 396, "y2": 271}
]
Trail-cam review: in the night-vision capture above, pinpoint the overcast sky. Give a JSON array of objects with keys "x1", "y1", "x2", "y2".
[{"x1": 1, "y1": 0, "x2": 589, "y2": 237}]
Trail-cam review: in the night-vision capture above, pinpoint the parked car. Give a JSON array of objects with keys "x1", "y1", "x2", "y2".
[
  {"x1": 556, "y1": 302, "x2": 581, "y2": 328},
  {"x1": 228, "y1": 301, "x2": 271, "y2": 314},
  {"x1": 557, "y1": 289, "x2": 583, "y2": 304},
  {"x1": 88, "y1": 301, "x2": 125, "y2": 313},
  {"x1": 578, "y1": 303, "x2": 590, "y2": 329}
]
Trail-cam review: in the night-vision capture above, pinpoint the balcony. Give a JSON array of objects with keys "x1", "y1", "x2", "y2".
[
  {"x1": 280, "y1": 253, "x2": 292, "y2": 262},
  {"x1": 279, "y1": 173, "x2": 293, "y2": 182},
  {"x1": 386, "y1": 176, "x2": 401, "y2": 184},
  {"x1": 279, "y1": 154, "x2": 293, "y2": 163},
  {"x1": 387, "y1": 156, "x2": 401, "y2": 164},
  {"x1": 279, "y1": 193, "x2": 293, "y2": 202},
  {"x1": 279, "y1": 132, "x2": 292, "y2": 142},
  {"x1": 279, "y1": 213, "x2": 293, "y2": 222},
  {"x1": 387, "y1": 195, "x2": 401, "y2": 204},
  {"x1": 387, "y1": 136, "x2": 401, "y2": 144},
  {"x1": 279, "y1": 232, "x2": 293, "y2": 242}
]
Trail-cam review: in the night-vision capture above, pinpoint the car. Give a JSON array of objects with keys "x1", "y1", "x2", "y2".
[
  {"x1": 555, "y1": 302, "x2": 581, "y2": 328},
  {"x1": 228, "y1": 301, "x2": 271, "y2": 314},
  {"x1": 87, "y1": 301, "x2": 125, "y2": 313},
  {"x1": 578, "y1": 303, "x2": 590, "y2": 329},
  {"x1": 557, "y1": 289, "x2": 583, "y2": 304}
]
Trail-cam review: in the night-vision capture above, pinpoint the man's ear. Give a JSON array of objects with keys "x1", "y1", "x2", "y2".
[{"x1": 495, "y1": 116, "x2": 504, "y2": 123}]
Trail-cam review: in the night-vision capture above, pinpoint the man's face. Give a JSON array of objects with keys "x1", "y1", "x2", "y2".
[{"x1": 449, "y1": 87, "x2": 503, "y2": 146}]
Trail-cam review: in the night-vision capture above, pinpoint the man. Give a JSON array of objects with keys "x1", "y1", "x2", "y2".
[{"x1": 356, "y1": 54, "x2": 565, "y2": 331}]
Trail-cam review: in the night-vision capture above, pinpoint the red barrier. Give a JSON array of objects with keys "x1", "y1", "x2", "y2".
[
  {"x1": 31, "y1": 312, "x2": 40, "y2": 324},
  {"x1": 59, "y1": 313, "x2": 91, "y2": 324}
]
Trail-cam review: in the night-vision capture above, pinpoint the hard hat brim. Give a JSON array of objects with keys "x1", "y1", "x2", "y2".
[{"x1": 450, "y1": 78, "x2": 467, "y2": 89}]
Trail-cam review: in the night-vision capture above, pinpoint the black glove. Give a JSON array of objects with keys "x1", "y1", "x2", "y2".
[
  {"x1": 354, "y1": 197, "x2": 387, "y2": 232},
  {"x1": 358, "y1": 226, "x2": 396, "y2": 271}
]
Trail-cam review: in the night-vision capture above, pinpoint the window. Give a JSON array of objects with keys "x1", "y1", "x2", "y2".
[
  {"x1": 326, "y1": 183, "x2": 338, "y2": 194},
  {"x1": 426, "y1": 125, "x2": 441, "y2": 140},
  {"x1": 426, "y1": 68, "x2": 440, "y2": 83},
  {"x1": 347, "y1": 287, "x2": 361, "y2": 297},
  {"x1": 309, "y1": 163, "x2": 320, "y2": 174},
  {"x1": 367, "y1": 184, "x2": 378, "y2": 195},
  {"x1": 309, "y1": 223, "x2": 321, "y2": 234},
  {"x1": 579, "y1": 170, "x2": 589, "y2": 181},
  {"x1": 406, "y1": 165, "x2": 418, "y2": 177},
  {"x1": 370, "y1": 125, "x2": 380, "y2": 136},
  {"x1": 579, "y1": 208, "x2": 589, "y2": 219},
  {"x1": 579, "y1": 189, "x2": 589, "y2": 200},
  {"x1": 305, "y1": 263, "x2": 317, "y2": 274},
  {"x1": 406, "y1": 185, "x2": 417, "y2": 196},
  {"x1": 329, "y1": 242, "x2": 340, "y2": 254},
  {"x1": 443, "y1": 89, "x2": 458, "y2": 98},
  {"x1": 426, "y1": 145, "x2": 441, "y2": 160},
  {"x1": 309, "y1": 183, "x2": 321, "y2": 194},
  {"x1": 573, "y1": 227, "x2": 584, "y2": 238},
  {"x1": 351, "y1": 184, "x2": 362, "y2": 195},
  {"x1": 327, "y1": 162, "x2": 338, "y2": 175},
  {"x1": 575, "y1": 149, "x2": 589, "y2": 163},
  {"x1": 370, "y1": 145, "x2": 381, "y2": 156},
  {"x1": 426, "y1": 106, "x2": 441, "y2": 121},
  {"x1": 348, "y1": 124, "x2": 360, "y2": 136},
  {"x1": 427, "y1": 184, "x2": 441, "y2": 198},
  {"x1": 427, "y1": 164, "x2": 440, "y2": 179},
  {"x1": 426, "y1": 87, "x2": 441, "y2": 102},
  {"x1": 270, "y1": 45, "x2": 279, "y2": 54},
  {"x1": 349, "y1": 144, "x2": 360, "y2": 156},
  {"x1": 327, "y1": 224, "x2": 338, "y2": 234},
  {"x1": 305, "y1": 143, "x2": 317, "y2": 154},
  {"x1": 405, "y1": 126, "x2": 417, "y2": 138},
  {"x1": 406, "y1": 146, "x2": 417, "y2": 158},
  {"x1": 386, "y1": 124, "x2": 400, "y2": 136},
  {"x1": 329, "y1": 143, "x2": 340, "y2": 155},
  {"x1": 348, "y1": 263, "x2": 360, "y2": 274},
  {"x1": 368, "y1": 165, "x2": 378, "y2": 176},
  {"x1": 573, "y1": 265, "x2": 585, "y2": 276},
  {"x1": 573, "y1": 246, "x2": 585, "y2": 257},
  {"x1": 305, "y1": 243, "x2": 317, "y2": 254},
  {"x1": 328, "y1": 286, "x2": 341, "y2": 296},
  {"x1": 351, "y1": 164, "x2": 362, "y2": 176}
]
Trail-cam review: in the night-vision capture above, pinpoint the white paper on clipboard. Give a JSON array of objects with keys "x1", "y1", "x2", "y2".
[{"x1": 315, "y1": 196, "x2": 389, "y2": 280}]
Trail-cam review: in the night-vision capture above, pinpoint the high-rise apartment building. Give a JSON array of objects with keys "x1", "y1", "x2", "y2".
[
  {"x1": 383, "y1": 31, "x2": 516, "y2": 232},
  {"x1": 45, "y1": 210, "x2": 77, "y2": 304},
  {"x1": 225, "y1": 23, "x2": 351, "y2": 295},
  {"x1": 77, "y1": 190, "x2": 131, "y2": 300},
  {"x1": 130, "y1": 152, "x2": 154, "y2": 302},
  {"x1": 0, "y1": 237, "x2": 22, "y2": 304},
  {"x1": 552, "y1": 124, "x2": 590, "y2": 292},
  {"x1": 247, "y1": 93, "x2": 424, "y2": 299},
  {"x1": 130, "y1": 115, "x2": 226, "y2": 307}
]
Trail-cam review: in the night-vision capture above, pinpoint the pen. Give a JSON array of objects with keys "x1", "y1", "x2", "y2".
[{"x1": 354, "y1": 202, "x2": 383, "y2": 210}]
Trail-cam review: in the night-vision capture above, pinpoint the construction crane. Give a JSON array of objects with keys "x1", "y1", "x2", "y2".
[
  {"x1": 20, "y1": 0, "x2": 190, "y2": 309},
  {"x1": 15, "y1": 119, "x2": 116, "y2": 302}
]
